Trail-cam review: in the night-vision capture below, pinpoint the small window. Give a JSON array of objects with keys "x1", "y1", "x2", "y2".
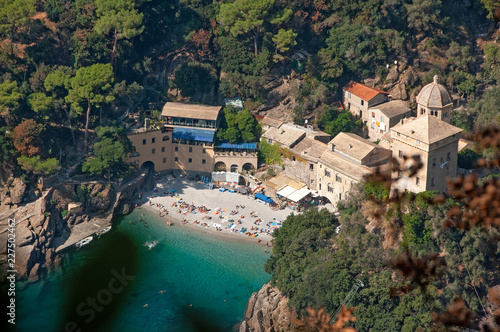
[
  {"x1": 447, "y1": 152, "x2": 450, "y2": 161},
  {"x1": 399, "y1": 150, "x2": 403, "y2": 158},
  {"x1": 189, "y1": 147, "x2": 192, "y2": 153},
  {"x1": 175, "y1": 157, "x2": 178, "y2": 162},
  {"x1": 163, "y1": 157, "x2": 166, "y2": 163},
  {"x1": 188, "y1": 158, "x2": 192, "y2": 163},
  {"x1": 348, "y1": 92, "x2": 351, "y2": 99},
  {"x1": 292, "y1": 156, "x2": 296, "y2": 161},
  {"x1": 372, "y1": 112, "x2": 375, "y2": 117},
  {"x1": 202, "y1": 148, "x2": 206, "y2": 154},
  {"x1": 311, "y1": 179, "x2": 314, "y2": 184},
  {"x1": 416, "y1": 177, "x2": 420, "y2": 185},
  {"x1": 319, "y1": 184, "x2": 321, "y2": 190},
  {"x1": 163, "y1": 136, "x2": 169, "y2": 141},
  {"x1": 325, "y1": 169, "x2": 331, "y2": 178},
  {"x1": 309, "y1": 164, "x2": 314, "y2": 170},
  {"x1": 152, "y1": 148, "x2": 155, "y2": 154},
  {"x1": 339, "y1": 193, "x2": 342, "y2": 200},
  {"x1": 431, "y1": 178, "x2": 435, "y2": 186},
  {"x1": 175, "y1": 147, "x2": 178, "y2": 152},
  {"x1": 433, "y1": 158, "x2": 436, "y2": 166},
  {"x1": 202, "y1": 159, "x2": 206, "y2": 164},
  {"x1": 162, "y1": 147, "x2": 165, "y2": 153},
  {"x1": 361, "y1": 100, "x2": 364, "y2": 106},
  {"x1": 380, "y1": 116, "x2": 384, "y2": 123},
  {"x1": 152, "y1": 138, "x2": 156, "y2": 143},
  {"x1": 336, "y1": 174, "x2": 342, "y2": 183},
  {"x1": 142, "y1": 139, "x2": 146, "y2": 145},
  {"x1": 328, "y1": 185, "x2": 333, "y2": 193}
]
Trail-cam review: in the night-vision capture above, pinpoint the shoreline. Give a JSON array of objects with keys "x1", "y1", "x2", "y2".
[
  {"x1": 137, "y1": 204, "x2": 273, "y2": 249},
  {"x1": 129, "y1": 176, "x2": 293, "y2": 249}
]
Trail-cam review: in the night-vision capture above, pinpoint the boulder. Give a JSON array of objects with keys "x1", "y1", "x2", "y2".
[
  {"x1": 15, "y1": 245, "x2": 40, "y2": 278},
  {"x1": 10, "y1": 177, "x2": 26, "y2": 204},
  {"x1": 386, "y1": 66, "x2": 399, "y2": 83},
  {"x1": 239, "y1": 283, "x2": 304, "y2": 332},
  {"x1": 401, "y1": 67, "x2": 420, "y2": 87},
  {"x1": 118, "y1": 202, "x2": 131, "y2": 215},
  {"x1": 28, "y1": 263, "x2": 41, "y2": 282},
  {"x1": 16, "y1": 221, "x2": 34, "y2": 247},
  {"x1": 389, "y1": 83, "x2": 408, "y2": 100},
  {"x1": 90, "y1": 187, "x2": 115, "y2": 211},
  {"x1": 74, "y1": 216, "x2": 84, "y2": 225}
]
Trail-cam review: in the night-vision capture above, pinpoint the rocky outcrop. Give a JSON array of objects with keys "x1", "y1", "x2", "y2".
[{"x1": 238, "y1": 283, "x2": 307, "y2": 332}]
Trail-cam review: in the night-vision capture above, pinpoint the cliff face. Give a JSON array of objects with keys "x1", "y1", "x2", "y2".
[
  {"x1": 0, "y1": 170, "x2": 148, "y2": 282},
  {"x1": 238, "y1": 283, "x2": 313, "y2": 332}
]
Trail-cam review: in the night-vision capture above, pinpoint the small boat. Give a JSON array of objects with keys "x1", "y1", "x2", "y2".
[
  {"x1": 144, "y1": 240, "x2": 158, "y2": 250},
  {"x1": 76, "y1": 236, "x2": 93, "y2": 249},
  {"x1": 95, "y1": 226, "x2": 112, "y2": 237}
]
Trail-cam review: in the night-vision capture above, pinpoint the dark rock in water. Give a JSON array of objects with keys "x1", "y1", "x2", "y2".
[
  {"x1": 28, "y1": 263, "x2": 41, "y2": 282},
  {"x1": 118, "y1": 202, "x2": 131, "y2": 215}
]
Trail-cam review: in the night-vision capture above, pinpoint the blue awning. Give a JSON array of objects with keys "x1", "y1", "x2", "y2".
[
  {"x1": 172, "y1": 127, "x2": 215, "y2": 142},
  {"x1": 216, "y1": 143, "x2": 257, "y2": 149},
  {"x1": 255, "y1": 193, "x2": 273, "y2": 203}
]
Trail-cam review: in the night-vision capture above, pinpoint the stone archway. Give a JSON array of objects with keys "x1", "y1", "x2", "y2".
[
  {"x1": 140, "y1": 161, "x2": 155, "y2": 172},
  {"x1": 230, "y1": 164, "x2": 238, "y2": 172},
  {"x1": 242, "y1": 163, "x2": 255, "y2": 172},
  {"x1": 214, "y1": 161, "x2": 226, "y2": 171}
]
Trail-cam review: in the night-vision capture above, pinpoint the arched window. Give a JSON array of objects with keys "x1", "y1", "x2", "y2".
[{"x1": 163, "y1": 136, "x2": 170, "y2": 141}]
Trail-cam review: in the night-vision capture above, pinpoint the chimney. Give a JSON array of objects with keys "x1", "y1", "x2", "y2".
[{"x1": 145, "y1": 118, "x2": 150, "y2": 130}]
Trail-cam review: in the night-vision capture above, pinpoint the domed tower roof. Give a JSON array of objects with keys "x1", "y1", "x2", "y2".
[{"x1": 416, "y1": 75, "x2": 452, "y2": 108}]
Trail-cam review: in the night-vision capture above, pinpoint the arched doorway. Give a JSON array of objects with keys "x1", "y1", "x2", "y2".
[
  {"x1": 242, "y1": 163, "x2": 255, "y2": 172},
  {"x1": 214, "y1": 161, "x2": 226, "y2": 171},
  {"x1": 230, "y1": 164, "x2": 238, "y2": 172},
  {"x1": 140, "y1": 161, "x2": 155, "y2": 172}
]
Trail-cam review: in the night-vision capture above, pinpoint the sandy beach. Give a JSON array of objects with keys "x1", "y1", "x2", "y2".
[{"x1": 134, "y1": 176, "x2": 294, "y2": 246}]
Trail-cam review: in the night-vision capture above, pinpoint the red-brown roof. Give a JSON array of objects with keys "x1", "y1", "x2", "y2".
[{"x1": 343, "y1": 81, "x2": 388, "y2": 101}]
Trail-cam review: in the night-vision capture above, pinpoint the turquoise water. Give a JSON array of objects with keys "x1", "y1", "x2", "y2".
[{"x1": 12, "y1": 210, "x2": 270, "y2": 332}]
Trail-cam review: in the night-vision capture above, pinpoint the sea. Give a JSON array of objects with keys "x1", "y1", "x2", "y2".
[{"x1": 8, "y1": 209, "x2": 270, "y2": 332}]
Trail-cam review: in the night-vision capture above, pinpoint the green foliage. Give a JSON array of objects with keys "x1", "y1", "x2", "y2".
[
  {"x1": 28, "y1": 92, "x2": 53, "y2": 119},
  {"x1": 94, "y1": 0, "x2": 144, "y2": 64},
  {"x1": 258, "y1": 138, "x2": 281, "y2": 165},
  {"x1": 405, "y1": 0, "x2": 442, "y2": 36},
  {"x1": 457, "y1": 149, "x2": 481, "y2": 169},
  {"x1": 272, "y1": 29, "x2": 297, "y2": 53},
  {"x1": 216, "y1": 107, "x2": 261, "y2": 143},
  {"x1": 218, "y1": 0, "x2": 275, "y2": 54},
  {"x1": 317, "y1": 108, "x2": 363, "y2": 138},
  {"x1": 483, "y1": 43, "x2": 500, "y2": 84},
  {"x1": 82, "y1": 157, "x2": 108, "y2": 176},
  {"x1": 0, "y1": 0, "x2": 36, "y2": 38},
  {"x1": 83, "y1": 123, "x2": 133, "y2": 176},
  {"x1": 173, "y1": 62, "x2": 216, "y2": 98},
  {"x1": 17, "y1": 155, "x2": 59, "y2": 175},
  {"x1": 0, "y1": 126, "x2": 15, "y2": 163},
  {"x1": 66, "y1": 63, "x2": 115, "y2": 115},
  {"x1": 480, "y1": 0, "x2": 500, "y2": 19},
  {"x1": 0, "y1": 79, "x2": 22, "y2": 119},
  {"x1": 468, "y1": 86, "x2": 500, "y2": 130},
  {"x1": 61, "y1": 209, "x2": 69, "y2": 218},
  {"x1": 446, "y1": 42, "x2": 473, "y2": 71},
  {"x1": 363, "y1": 181, "x2": 389, "y2": 201}
]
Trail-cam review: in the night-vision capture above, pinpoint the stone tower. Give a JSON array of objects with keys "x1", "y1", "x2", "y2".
[
  {"x1": 416, "y1": 75, "x2": 453, "y2": 123},
  {"x1": 390, "y1": 115, "x2": 462, "y2": 193}
]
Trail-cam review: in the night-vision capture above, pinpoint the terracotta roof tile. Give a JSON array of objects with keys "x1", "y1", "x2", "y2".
[{"x1": 344, "y1": 81, "x2": 389, "y2": 102}]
